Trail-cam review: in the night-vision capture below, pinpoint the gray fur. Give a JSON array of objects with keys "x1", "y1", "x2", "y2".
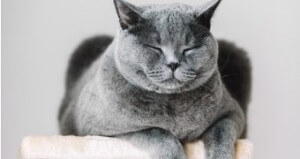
[{"x1": 59, "y1": 0, "x2": 251, "y2": 159}]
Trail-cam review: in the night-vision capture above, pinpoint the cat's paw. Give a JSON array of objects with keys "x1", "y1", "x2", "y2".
[{"x1": 146, "y1": 129, "x2": 187, "y2": 159}]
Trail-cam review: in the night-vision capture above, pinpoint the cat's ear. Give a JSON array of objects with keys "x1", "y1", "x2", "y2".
[
  {"x1": 113, "y1": 0, "x2": 143, "y2": 30},
  {"x1": 196, "y1": 0, "x2": 222, "y2": 29}
]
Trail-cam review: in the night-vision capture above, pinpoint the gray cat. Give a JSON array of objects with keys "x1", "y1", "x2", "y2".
[{"x1": 58, "y1": 0, "x2": 251, "y2": 159}]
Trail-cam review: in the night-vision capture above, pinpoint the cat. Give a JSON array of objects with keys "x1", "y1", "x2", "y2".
[{"x1": 58, "y1": 0, "x2": 251, "y2": 159}]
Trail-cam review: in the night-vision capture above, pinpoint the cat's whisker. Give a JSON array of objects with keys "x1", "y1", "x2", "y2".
[
  {"x1": 183, "y1": 75, "x2": 196, "y2": 78},
  {"x1": 147, "y1": 71, "x2": 163, "y2": 74},
  {"x1": 147, "y1": 69, "x2": 163, "y2": 74},
  {"x1": 182, "y1": 72, "x2": 196, "y2": 76},
  {"x1": 148, "y1": 75, "x2": 163, "y2": 78},
  {"x1": 147, "y1": 72, "x2": 166, "y2": 82},
  {"x1": 147, "y1": 72, "x2": 163, "y2": 76}
]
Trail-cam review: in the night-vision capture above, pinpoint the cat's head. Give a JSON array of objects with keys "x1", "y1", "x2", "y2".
[{"x1": 113, "y1": 0, "x2": 221, "y2": 94}]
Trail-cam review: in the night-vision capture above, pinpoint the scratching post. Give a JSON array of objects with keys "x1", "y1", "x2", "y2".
[{"x1": 20, "y1": 136, "x2": 253, "y2": 159}]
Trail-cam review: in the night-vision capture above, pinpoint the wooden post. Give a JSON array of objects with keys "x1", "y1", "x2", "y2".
[{"x1": 20, "y1": 136, "x2": 253, "y2": 159}]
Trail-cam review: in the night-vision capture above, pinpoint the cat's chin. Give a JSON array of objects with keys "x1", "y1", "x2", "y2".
[
  {"x1": 158, "y1": 80, "x2": 184, "y2": 90},
  {"x1": 149, "y1": 78, "x2": 188, "y2": 94}
]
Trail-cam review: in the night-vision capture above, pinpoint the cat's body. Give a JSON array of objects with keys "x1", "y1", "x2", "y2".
[
  {"x1": 59, "y1": 37, "x2": 249, "y2": 139},
  {"x1": 59, "y1": 1, "x2": 251, "y2": 159}
]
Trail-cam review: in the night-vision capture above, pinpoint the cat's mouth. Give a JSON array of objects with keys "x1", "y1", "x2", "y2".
[
  {"x1": 155, "y1": 77, "x2": 185, "y2": 90},
  {"x1": 145, "y1": 70, "x2": 192, "y2": 90},
  {"x1": 161, "y1": 77, "x2": 182, "y2": 84}
]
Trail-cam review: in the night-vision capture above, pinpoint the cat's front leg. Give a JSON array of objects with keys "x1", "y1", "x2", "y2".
[
  {"x1": 201, "y1": 111, "x2": 245, "y2": 159},
  {"x1": 117, "y1": 128, "x2": 187, "y2": 159}
]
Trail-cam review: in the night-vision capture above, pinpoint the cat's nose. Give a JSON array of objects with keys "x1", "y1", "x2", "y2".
[{"x1": 167, "y1": 62, "x2": 180, "y2": 71}]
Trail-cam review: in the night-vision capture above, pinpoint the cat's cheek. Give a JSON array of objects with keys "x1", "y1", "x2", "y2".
[
  {"x1": 191, "y1": 52, "x2": 212, "y2": 70},
  {"x1": 184, "y1": 56, "x2": 200, "y2": 69},
  {"x1": 144, "y1": 54, "x2": 162, "y2": 67}
]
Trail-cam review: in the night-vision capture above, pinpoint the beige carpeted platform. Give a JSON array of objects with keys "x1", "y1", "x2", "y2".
[{"x1": 20, "y1": 136, "x2": 253, "y2": 159}]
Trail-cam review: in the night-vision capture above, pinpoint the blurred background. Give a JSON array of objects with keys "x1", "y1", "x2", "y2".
[{"x1": 2, "y1": 0, "x2": 300, "y2": 158}]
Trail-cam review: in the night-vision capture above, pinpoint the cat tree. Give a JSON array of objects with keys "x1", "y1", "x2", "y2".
[{"x1": 20, "y1": 136, "x2": 253, "y2": 159}]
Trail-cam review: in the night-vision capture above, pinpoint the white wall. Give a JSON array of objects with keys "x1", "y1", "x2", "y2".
[{"x1": 2, "y1": 0, "x2": 300, "y2": 158}]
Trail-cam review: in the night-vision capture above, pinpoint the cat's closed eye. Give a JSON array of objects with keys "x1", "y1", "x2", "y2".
[
  {"x1": 143, "y1": 44, "x2": 162, "y2": 54},
  {"x1": 182, "y1": 46, "x2": 200, "y2": 56}
]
